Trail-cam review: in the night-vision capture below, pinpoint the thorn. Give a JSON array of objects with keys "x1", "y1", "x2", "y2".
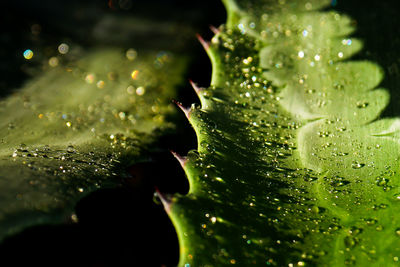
[
  {"x1": 172, "y1": 99, "x2": 191, "y2": 118},
  {"x1": 170, "y1": 150, "x2": 188, "y2": 168},
  {"x1": 209, "y1": 25, "x2": 220, "y2": 35},
  {"x1": 155, "y1": 187, "x2": 171, "y2": 213},
  {"x1": 189, "y1": 79, "x2": 204, "y2": 95},
  {"x1": 196, "y1": 33, "x2": 210, "y2": 50}
]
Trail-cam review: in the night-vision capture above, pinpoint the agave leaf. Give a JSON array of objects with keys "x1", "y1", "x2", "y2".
[
  {"x1": 0, "y1": 48, "x2": 186, "y2": 240},
  {"x1": 169, "y1": 0, "x2": 400, "y2": 266}
]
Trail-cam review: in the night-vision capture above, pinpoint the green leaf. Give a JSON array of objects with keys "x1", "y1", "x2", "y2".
[
  {"x1": 169, "y1": 0, "x2": 400, "y2": 266},
  {"x1": 0, "y1": 48, "x2": 186, "y2": 240}
]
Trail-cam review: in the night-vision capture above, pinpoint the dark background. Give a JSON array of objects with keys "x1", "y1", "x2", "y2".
[{"x1": 0, "y1": 0, "x2": 399, "y2": 266}]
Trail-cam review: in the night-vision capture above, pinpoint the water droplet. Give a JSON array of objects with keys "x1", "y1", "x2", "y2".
[
  {"x1": 126, "y1": 48, "x2": 137, "y2": 60},
  {"x1": 48, "y1": 57, "x2": 59, "y2": 67},
  {"x1": 365, "y1": 218, "x2": 377, "y2": 225},
  {"x1": 356, "y1": 101, "x2": 369, "y2": 108},
  {"x1": 136, "y1": 86, "x2": 145, "y2": 96},
  {"x1": 395, "y1": 228, "x2": 400, "y2": 236},
  {"x1": 85, "y1": 73, "x2": 95, "y2": 84},
  {"x1": 23, "y1": 49, "x2": 33, "y2": 60},
  {"x1": 19, "y1": 143, "x2": 27, "y2": 151},
  {"x1": 96, "y1": 80, "x2": 105, "y2": 88},
  {"x1": 341, "y1": 39, "x2": 352, "y2": 46},
  {"x1": 333, "y1": 83, "x2": 344, "y2": 90},
  {"x1": 67, "y1": 145, "x2": 76, "y2": 153},
  {"x1": 351, "y1": 161, "x2": 365, "y2": 169}
]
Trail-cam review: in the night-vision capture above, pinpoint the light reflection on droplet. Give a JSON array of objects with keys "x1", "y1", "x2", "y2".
[
  {"x1": 341, "y1": 39, "x2": 352, "y2": 46},
  {"x1": 48, "y1": 57, "x2": 59, "y2": 67},
  {"x1": 58, "y1": 43, "x2": 69, "y2": 54},
  {"x1": 118, "y1": 112, "x2": 126, "y2": 120},
  {"x1": 136, "y1": 86, "x2": 145, "y2": 96},
  {"x1": 97, "y1": 80, "x2": 105, "y2": 88},
  {"x1": 215, "y1": 177, "x2": 223, "y2": 182},
  {"x1": 126, "y1": 48, "x2": 137, "y2": 60},
  {"x1": 85, "y1": 74, "x2": 95, "y2": 84},
  {"x1": 131, "y1": 70, "x2": 139, "y2": 80},
  {"x1": 23, "y1": 49, "x2": 33, "y2": 60},
  {"x1": 126, "y1": 85, "x2": 135, "y2": 95},
  {"x1": 238, "y1": 24, "x2": 245, "y2": 34}
]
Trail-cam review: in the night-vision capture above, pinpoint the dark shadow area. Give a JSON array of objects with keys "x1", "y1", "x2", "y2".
[
  {"x1": 0, "y1": 150, "x2": 190, "y2": 267},
  {"x1": 0, "y1": 187, "x2": 178, "y2": 267},
  {"x1": 0, "y1": 0, "x2": 225, "y2": 266},
  {"x1": 334, "y1": 0, "x2": 400, "y2": 117}
]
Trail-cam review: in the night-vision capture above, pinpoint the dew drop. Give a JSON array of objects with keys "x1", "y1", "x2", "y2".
[
  {"x1": 58, "y1": 43, "x2": 69, "y2": 54},
  {"x1": 23, "y1": 49, "x2": 33, "y2": 60},
  {"x1": 126, "y1": 48, "x2": 137, "y2": 60},
  {"x1": 351, "y1": 161, "x2": 365, "y2": 169},
  {"x1": 356, "y1": 101, "x2": 369, "y2": 108},
  {"x1": 67, "y1": 145, "x2": 76, "y2": 153},
  {"x1": 395, "y1": 228, "x2": 400, "y2": 236}
]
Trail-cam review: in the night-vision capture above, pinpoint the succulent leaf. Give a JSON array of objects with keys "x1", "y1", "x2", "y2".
[
  {"x1": 0, "y1": 48, "x2": 186, "y2": 240},
  {"x1": 170, "y1": 1, "x2": 400, "y2": 266}
]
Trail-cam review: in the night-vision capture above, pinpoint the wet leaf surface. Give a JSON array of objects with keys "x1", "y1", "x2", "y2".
[{"x1": 170, "y1": 0, "x2": 400, "y2": 266}]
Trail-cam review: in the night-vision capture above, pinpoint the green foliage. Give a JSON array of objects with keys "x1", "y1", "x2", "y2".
[
  {"x1": 170, "y1": 0, "x2": 400, "y2": 266},
  {"x1": 0, "y1": 48, "x2": 186, "y2": 240}
]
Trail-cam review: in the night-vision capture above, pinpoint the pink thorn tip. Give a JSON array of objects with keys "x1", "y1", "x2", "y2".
[
  {"x1": 172, "y1": 99, "x2": 191, "y2": 118},
  {"x1": 209, "y1": 25, "x2": 220, "y2": 35},
  {"x1": 189, "y1": 79, "x2": 203, "y2": 95},
  {"x1": 170, "y1": 150, "x2": 188, "y2": 167},
  {"x1": 155, "y1": 187, "x2": 171, "y2": 213},
  {"x1": 196, "y1": 33, "x2": 210, "y2": 50}
]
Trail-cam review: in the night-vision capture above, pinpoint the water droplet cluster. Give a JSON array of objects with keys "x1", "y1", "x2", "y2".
[
  {"x1": 0, "y1": 46, "x2": 186, "y2": 235},
  {"x1": 171, "y1": 0, "x2": 400, "y2": 266}
]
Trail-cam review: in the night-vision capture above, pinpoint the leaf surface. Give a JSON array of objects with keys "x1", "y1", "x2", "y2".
[
  {"x1": 0, "y1": 48, "x2": 186, "y2": 240},
  {"x1": 170, "y1": 1, "x2": 400, "y2": 266}
]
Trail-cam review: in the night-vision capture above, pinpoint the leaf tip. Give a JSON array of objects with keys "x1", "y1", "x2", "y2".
[
  {"x1": 170, "y1": 150, "x2": 188, "y2": 168},
  {"x1": 209, "y1": 25, "x2": 220, "y2": 35},
  {"x1": 172, "y1": 99, "x2": 191, "y2": 119},
  {"x1": 196, "y1": 33, "x2": 210, "y2": 51},
  {"x1": 189, "y1": 79, "x2": 204, "y2": 95},
  {"x1": 155, "y1": 187, "x2": 172, "y2": 214}
]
